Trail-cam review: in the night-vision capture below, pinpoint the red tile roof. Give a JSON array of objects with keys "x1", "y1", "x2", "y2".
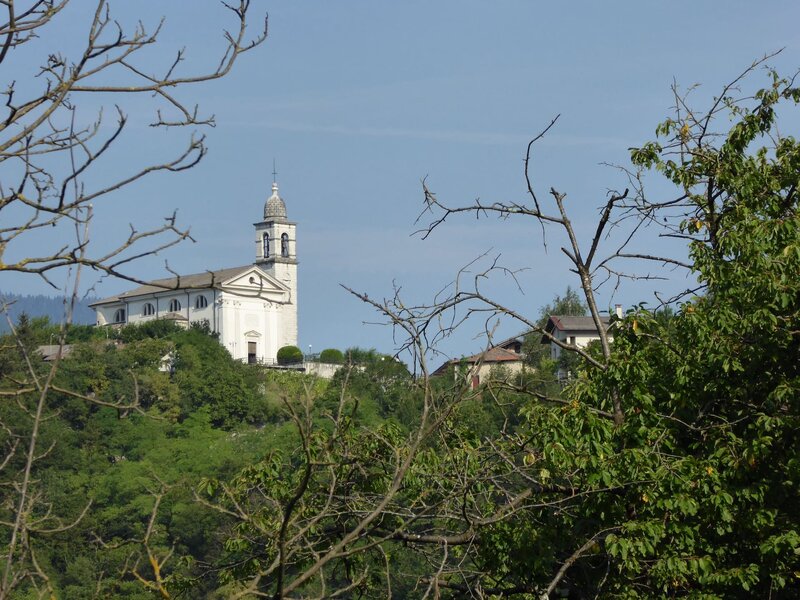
[
  {"x1": 432, "y1": 346, "x2": 524, "y2": 376},
  {"x1": 462, "y1": 347, "x2": 523, "y2": 363}
]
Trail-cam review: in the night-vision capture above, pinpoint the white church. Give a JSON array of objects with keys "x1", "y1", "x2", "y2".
[{"x1": 91, "y1": 182, "x2": 298, "y2": 364}]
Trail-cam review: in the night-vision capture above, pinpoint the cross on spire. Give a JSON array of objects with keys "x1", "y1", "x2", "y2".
[{"x1": 272, "y1": 158, "x2": 278, "y2": 184}]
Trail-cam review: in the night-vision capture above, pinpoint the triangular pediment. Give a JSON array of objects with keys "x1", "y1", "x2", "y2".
[{"x1": 220, "y1": 266, "x2": 289, "y2": 298}]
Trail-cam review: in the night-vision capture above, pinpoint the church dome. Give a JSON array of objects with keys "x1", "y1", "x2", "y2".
[{"x1": 264, "y1": 182, "x2": 287, "y2": 219}]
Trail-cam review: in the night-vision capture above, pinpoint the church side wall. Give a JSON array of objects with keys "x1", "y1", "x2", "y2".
[
  {"x1": 95, "y1": 291, "x2": 216, "y2": 328},
  {"x1": 127, "y1": 292, "x2": 215, "y2": 325}
]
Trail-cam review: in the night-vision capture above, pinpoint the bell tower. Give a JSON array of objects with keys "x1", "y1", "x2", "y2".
[{"x1": 254, "y1": 179, "x2": 298, "y2": 346}]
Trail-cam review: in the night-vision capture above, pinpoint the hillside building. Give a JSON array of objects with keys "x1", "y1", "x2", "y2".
[
  {"x1": 432, "y1": 334, "x2": 528, "y2": 389},
  {"x1": 90, "y1": 182, "x2": 298, "y2": 364},
  {"x1": 540, "y1": 314, "x2": 612, "y2": 360},
  {"x1": 433, "y1": 307, "x2": 621, "y2": 387}
]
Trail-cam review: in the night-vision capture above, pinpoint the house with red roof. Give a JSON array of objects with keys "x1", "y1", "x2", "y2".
[{"x1": 432, "y1": 334, "x2": 528, "y2": 389}]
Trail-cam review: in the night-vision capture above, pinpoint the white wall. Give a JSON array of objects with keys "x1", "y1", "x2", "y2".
[
  {"x1": 453, "y1": 360, "x2": 526, "y2": 388},
  {"x1": 218, "y1": 292, "x2": 286, "y2": 363},
  {"x1": 304, "y1": 361, "x2": 340, "y2": 379},
  {"x1": 95, "y1": 291, "x2": 216, "y2": 328},
  {"x1": 549, "y1": 330, "x2": 612, "y2": 359}
]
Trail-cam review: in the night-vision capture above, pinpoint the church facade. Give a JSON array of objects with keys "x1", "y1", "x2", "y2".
[{"x1": 90, "y1": 182, "x2": 298, "y2": 364}]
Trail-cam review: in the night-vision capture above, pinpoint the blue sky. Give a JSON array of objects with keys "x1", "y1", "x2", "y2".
[{"x1": 5, "y1": 1, "x2": 800, "y2": 361}]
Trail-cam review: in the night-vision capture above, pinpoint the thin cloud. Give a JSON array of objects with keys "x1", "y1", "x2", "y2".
[
  {"x1": 254, "y1": 121, "x2": 529, "y2": 145},
  {"x1": 246, "y1": 120, "x2": 630, "y2": 148}
]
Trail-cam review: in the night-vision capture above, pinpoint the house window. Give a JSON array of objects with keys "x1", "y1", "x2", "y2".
[
  {"x1": 195, "y1": 295, "x2": 208, "y2": 309},
  {"x1": 168, "y1": 299, "x2": 181, "y2": 312},
  {"x1": 142, "y1": 303, "x2": 155, "y2": 316},
  {"x1": 113, "y1": 308, "x2": 126, "y2": 323},
  {"x1": 247, "y1": 341, "x2": 257, "y2": 364},
  {"x1": 263, "y1": 233, "x2": 270, "y2": 258},
  {"x1": 568, "y1": 336, "x2": 576, "y2": 346},
  {"x1": 281, "y1": 232, "x2": 289, "y2": 257},
  {"x1": 470, "y1": 375, "x2": 480, "y2": 389}
]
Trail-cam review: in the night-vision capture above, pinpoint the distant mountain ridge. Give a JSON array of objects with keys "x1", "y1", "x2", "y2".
[{"x1": 0, "y1": 292, "x2": 97, "y2": 333}]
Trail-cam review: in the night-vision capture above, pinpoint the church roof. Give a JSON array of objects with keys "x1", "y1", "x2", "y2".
[
  {"x1": 90, "y1": 265, "x2": 254, "y2": 306},
  {"x1": 264, "y1": 182, "x2": 287, "y2": 220}
]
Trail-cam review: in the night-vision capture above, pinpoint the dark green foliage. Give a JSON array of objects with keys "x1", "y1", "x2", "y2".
[
  {"x1": 119, "y1": 318, "x2": 184, "y2": 342},
  {"x1": 344, "y1": 346, "x2": 387, "y2": 364},
  {"x1": 28, "y1": 409, "x2": 283, "y2": 598},
  {"x1": 63, "y1": 323, "x2": 103, "y2": 342},
  {"x1": 171, "y1": 327, "x2": 266, "y2": 427},
  {"x1": 538, "y1": 285, "x2": 588, "y2": 321},
  {"x1": 277, "y1": 344, "x2": 303, "y2": 364},
  {"x1": 580, "y1": 72, "x2": 800, "y2": 597},
  {"x1": 0, "y1": 314, "x2": 335, "y2": 597},
  {"x1": 12, "y1": 312, "x2": 54, "y2": 346},
  {"x1": 197, "y1": 418, "x2": 414, "y2": 597},
  {"x1": 452, "y1": 67, "x2": 800, "y2": 598},
  {"x1": 318, "y1": 347, "x2": 344, "y2": 364},
  {"x1": 452, "y1": 393, "x2": 511, "y2": 440},
  {"x1": 324, "y1": 348, "x2": 416, "y2": 424}
]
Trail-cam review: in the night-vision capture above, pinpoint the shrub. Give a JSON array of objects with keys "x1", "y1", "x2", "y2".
[
  {"x1": 277, "y1": 345, "x2": 303, "y2": 365},
  {"x1": 119, "y1": 319, "x2": 183, "y2": 342},
  {"x1": 319, "y1": 348, "x2": 344, "y2": 364}
]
